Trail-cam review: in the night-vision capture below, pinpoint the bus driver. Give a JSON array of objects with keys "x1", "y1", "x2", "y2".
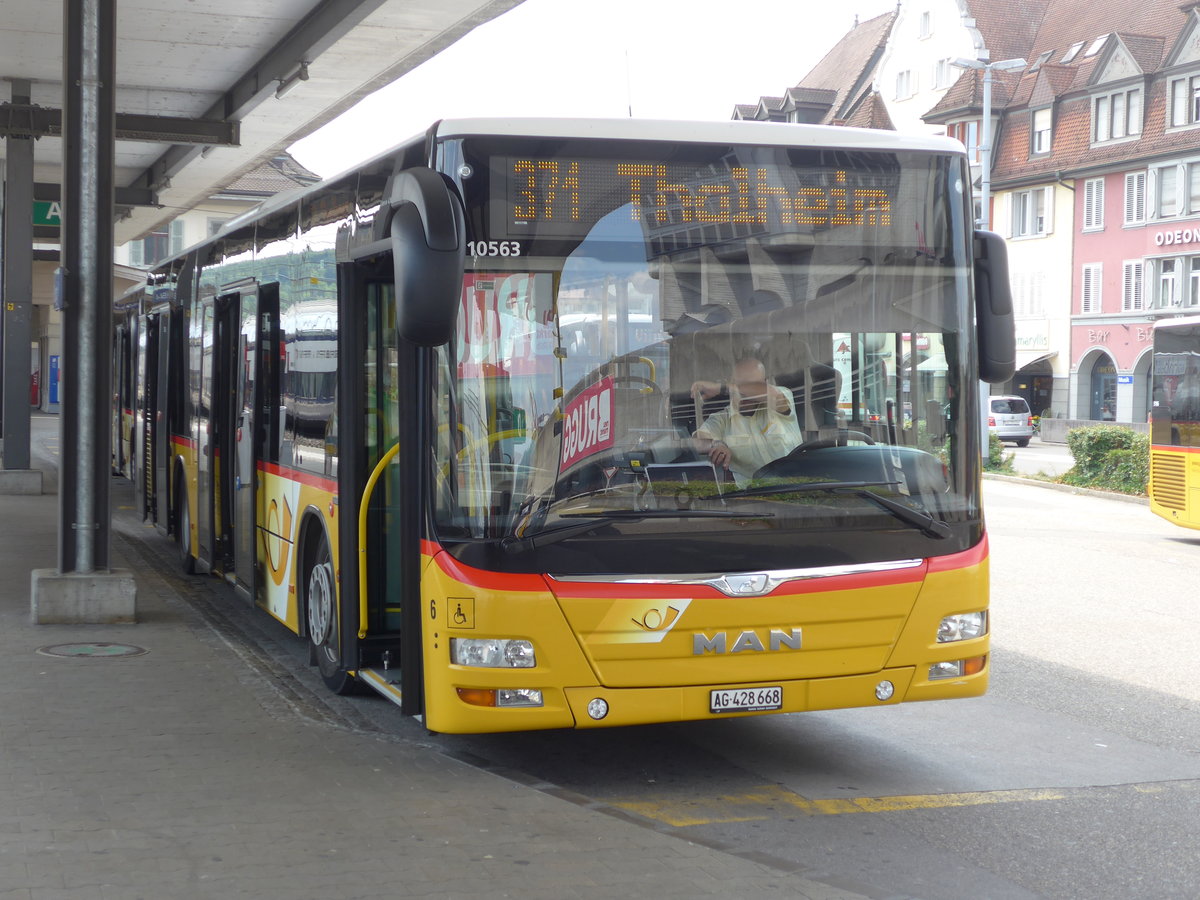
[{"x1": 691, "y1": 356, "x2": 802, "y2": 485}]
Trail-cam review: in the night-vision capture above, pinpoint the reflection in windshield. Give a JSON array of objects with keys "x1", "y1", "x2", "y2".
[{"x1": 433, "y1": 144, "x2": 976, "y2": 573}]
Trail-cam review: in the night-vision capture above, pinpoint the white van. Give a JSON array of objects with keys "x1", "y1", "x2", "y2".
[{"x1": 989, "y1": 395, "x2": 1034, "y2": 447}]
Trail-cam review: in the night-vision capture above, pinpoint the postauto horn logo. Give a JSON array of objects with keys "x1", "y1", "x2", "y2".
[{"x1": 589, "y1": 599, "x2": 692, "y2": 645}]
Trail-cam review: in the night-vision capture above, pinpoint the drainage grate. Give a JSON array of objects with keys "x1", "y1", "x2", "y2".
[{"x1": 36, "y1": 642, "x2": 148, "y2": 659}]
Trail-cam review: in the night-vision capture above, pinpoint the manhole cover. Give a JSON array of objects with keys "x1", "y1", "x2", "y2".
[{"x1": 36, "y1": 642, "x2": 148, "y2": 659}]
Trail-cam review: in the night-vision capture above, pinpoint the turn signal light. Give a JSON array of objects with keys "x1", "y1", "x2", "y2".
[
  {"x1": 457, "y1": 688, "x2": 497, "y2": 707},
  {"x1": 455, "y1": 687, "x2": 545, "y2": 708}
]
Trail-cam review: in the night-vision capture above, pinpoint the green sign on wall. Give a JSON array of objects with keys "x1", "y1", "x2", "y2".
[{"x1": 33, "y1": 200, "x2": 62, "y2": 227}]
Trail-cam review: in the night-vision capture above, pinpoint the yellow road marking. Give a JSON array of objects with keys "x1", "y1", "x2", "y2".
[{"x1": 609, "y1": 783, "x2": 1071, "y2": 827}]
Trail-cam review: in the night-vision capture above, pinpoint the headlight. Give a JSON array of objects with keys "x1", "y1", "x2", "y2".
[
  {"x1": 937, "y1": 611, "x2": 987, "y2": 643},
  {"x1": 450, "y1": 637, "x2": 536, "y2": 668}
]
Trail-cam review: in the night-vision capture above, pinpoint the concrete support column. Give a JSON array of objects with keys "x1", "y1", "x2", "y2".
[
  {"x1": 32, "y1": 0, "x2": 136, "y2": 624},
  {"x1": 0, "y1": 79, "x2": 42, "y2": 495}
]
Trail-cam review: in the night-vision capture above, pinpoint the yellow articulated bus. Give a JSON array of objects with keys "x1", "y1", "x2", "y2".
[
  {"x1": 1150, "y1": 315, "x2": 1200, "y2": 527},
  {"x1": 119, "y1": 117, "x2": 1014, "y2": 733}
]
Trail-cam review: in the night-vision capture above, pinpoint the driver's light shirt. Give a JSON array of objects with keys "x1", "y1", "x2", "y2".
[{"x1": 697, "y1": 392, "x2": 802, "y2": 485}]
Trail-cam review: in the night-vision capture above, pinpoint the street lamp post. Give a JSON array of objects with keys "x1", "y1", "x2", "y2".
[
  {"x1": 952, "y1": 55, "x2": 1027, "y2": 231},
  {"x1": 951, "y1": 54, "x2": 1026, "y2": 451}
]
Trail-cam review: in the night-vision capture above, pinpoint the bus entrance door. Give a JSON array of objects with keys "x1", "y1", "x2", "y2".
[
  {"x1": 213, "y1": 285, "x2": 260, "y2": 602},
  {"x1": 135, "y1": 312, "x2": 159, "y2": 525}
]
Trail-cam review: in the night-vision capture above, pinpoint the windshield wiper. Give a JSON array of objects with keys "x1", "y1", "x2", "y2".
[
  {"x1": 719, "y1": 479, "x2": 950, "y2": 539},
  {"x1": 839, "y1": 488, "x2": 951, "y2": 539},
  {"x1": 500, "y1": 509, "x2": 772, "y2": 555}
]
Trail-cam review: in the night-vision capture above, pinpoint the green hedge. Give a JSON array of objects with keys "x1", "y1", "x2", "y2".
[
  {"x1": 982, "y1": 432, "x2": 1014, "y2": 473},
  {"x1": 1061, "y1": 425, "x2": 1148, "y2": 494}
]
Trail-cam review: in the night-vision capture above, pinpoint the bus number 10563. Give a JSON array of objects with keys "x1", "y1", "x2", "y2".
[{"x1": 467, "y1": 240, "x2": 522, "y2": 258}]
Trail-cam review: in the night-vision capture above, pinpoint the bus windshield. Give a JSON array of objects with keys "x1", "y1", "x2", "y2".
[{"x1": 432, "y1": 136, "x2": 979, "y2": 575}]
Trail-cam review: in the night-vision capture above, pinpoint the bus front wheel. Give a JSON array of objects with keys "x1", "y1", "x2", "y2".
[
  {"x1": 304, "y1": 533, "x2": 356, "y2": 695},
  {"x1": 176, "y1": 477, "x2": 196, "y2": 575}
]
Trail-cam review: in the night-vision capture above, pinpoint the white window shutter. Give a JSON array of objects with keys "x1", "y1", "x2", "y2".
[{"x1": 1042, "y1": 186, "x2": 1054, "y2": 234}]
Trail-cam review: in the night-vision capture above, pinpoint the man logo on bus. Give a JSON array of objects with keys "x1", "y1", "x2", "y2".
[{"x1": 693, "y1": 628, "x2": 803, "y2": 655}]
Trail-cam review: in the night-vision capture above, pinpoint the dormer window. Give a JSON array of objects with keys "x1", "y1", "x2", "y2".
[
  {"x1": 1169, "y1": 75, "x2": 1200, "y2": 127},
  {"x1": 1085, "y1": 34, "x2": 1110, "y2": 57},
  {"x1": 1031, "y1": 108, "x2": 1052, "y2": 154},
  {"x1": 1031, "y1": 50, "x2": 1054, "y2": 72},
  {"x1": 1093, "y1": 87, "x2": 1142, "y2": 142},
  {"x1": 1062, "y1": 41, "x2": 1084, "y2": 63}
]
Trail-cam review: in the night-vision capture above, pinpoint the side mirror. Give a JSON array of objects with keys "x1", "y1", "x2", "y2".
[
  {"x1": 386, "y1": 167, "x2": 465, "y2": 346},
  {"x1": 974, "y1": 230, "x2": 1016, "y2": 384}
]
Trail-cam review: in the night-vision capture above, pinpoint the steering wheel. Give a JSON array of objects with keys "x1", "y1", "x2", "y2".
[{"x1": 786, "y1": 430, "x2": 876, "y2": 455}]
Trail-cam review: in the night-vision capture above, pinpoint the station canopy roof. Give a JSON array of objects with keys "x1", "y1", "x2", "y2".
[{"x1": 0, "y1": 0, "x2": 524, "y2": 245}]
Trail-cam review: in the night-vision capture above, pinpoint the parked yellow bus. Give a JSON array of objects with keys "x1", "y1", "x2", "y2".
[
  {"x1": 119, "y1": 118, "x2": 1014, "y2": 733},
  {"x1": 1150, "y1": 315, "x2": 1200, "y2": 527}
]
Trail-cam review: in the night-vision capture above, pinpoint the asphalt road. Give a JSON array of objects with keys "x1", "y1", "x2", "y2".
[{"x1": 1001, "y1": 436, "x2": 1075, "y2": 477}]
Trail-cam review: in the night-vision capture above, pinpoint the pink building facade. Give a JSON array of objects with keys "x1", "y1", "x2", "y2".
[{"x1": 1073, "y1": 156, "x2": 1200, "y2": 423}]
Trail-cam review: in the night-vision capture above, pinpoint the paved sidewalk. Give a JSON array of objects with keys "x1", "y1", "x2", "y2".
[{"x1": 0, "y1": 416, "x2": 873, "y2": 900}]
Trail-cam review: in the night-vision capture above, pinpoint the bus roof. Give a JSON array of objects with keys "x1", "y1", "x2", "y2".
[
  {"x1": 143, "y1": 116, "x2": 967, "y2": 283},
  {"x1": 430, "y1": 116, "x2": 965, "y2": 156},
  {"x1": 1153, "y1": 315, "x2": 1200, "y2": 331}
]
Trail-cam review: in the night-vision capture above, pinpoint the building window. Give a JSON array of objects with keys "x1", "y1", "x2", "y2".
[
  {"x1": 1158, "y1": 259, "x2": 1179, "y2": 308},
  {"x1": 1124, "y1": 172, "x2": 1146, "y2": 225},
  {"x1": 919, "y1": 11, "x2": 931, "y2": 39},
  {"x1": 1031, "y1": 108, "x2": 1052, "y2": 154},
  {"x1": 1084, "y1": 177, "x2": 1105, "y2": 230},
  {"x1": 895, "y1": 70, "x2": 915, "y2": 99},
  {"x1": 948, "y1": 120, "x2": 980, "y2": 162},
  {"x1": 1093, "y1": 88, "x2": 1142, "y2": 142},
  {"x1": 1157, "y1": 165, "x2": 1179, "y2": 218},
  {"x1": 1086, "y1": 34, "x2": 1111, "y2": 57},
  {"x1": 1082, "y1": 263, "x2": 1103, "y2": 313},
  {"x1": 1011, "y1": 187, "x2": 1052, "y2": 237},
  {"x1": 1189, "y1": 163, "x2": 1200, "y2": 215},
  {"x1": 1169, "y1": 75, "x2": 1200, "y2": 127},
  {"x1": 933, "y1": 58, "x2": 954, "y2": 89},
  {"x1": 1122, "y1": 260, "x2": 1145, "y2": 311},
  {"x1": 127, "y1": 221, "x2": 184, "y2": 267},
  {"x1": 207, "y1": 217, "x2": 230, "y2": 237},
  {"x1": 1191, "y1": 258, "x2": 1200, "y2": 307},
  {"x1": 1062, "y1": 41, "x2": 1084, "y2": 63}
]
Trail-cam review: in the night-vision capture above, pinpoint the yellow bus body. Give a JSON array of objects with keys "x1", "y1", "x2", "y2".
[
  {"x1": 1149, "y1": 444, "x2": 1200, "y2": 529},
  {"x1": 419, "y1": 540, "x2": 989, "y2": 734}
]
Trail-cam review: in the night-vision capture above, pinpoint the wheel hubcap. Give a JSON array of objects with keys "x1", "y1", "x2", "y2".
[{"x1": 307, "y1": 560, "x2": 334, "y2": 645}]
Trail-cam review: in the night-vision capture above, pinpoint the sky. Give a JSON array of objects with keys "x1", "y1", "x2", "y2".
[{"x1": 289, "y1": 0, "x2": 900, "y2": 178}]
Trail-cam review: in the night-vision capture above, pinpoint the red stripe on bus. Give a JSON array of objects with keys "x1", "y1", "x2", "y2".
[
  {"x1": 549, "y1": 561, "x2": 928, "y2": 599},
  {"x1": 427, "y1": 549, "x2": 551, "y2": 593},
  {"x1": 171, "y1": 434, "x2": 196, "y2": 450},
  {"x1": 1150, "y1": 444, "x2": 1200, "y2": 453},
  {"x1": 422, "y1": 543, "x2": 959, "y2": 598},
  {"x1": 258, "y1": 461, "x2": 337, "y2": 493},
  {"x1": 925, "y1": 535, "x2": 988, "y2": 573}
]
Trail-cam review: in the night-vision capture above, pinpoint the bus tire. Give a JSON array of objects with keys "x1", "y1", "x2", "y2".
[
  {"x1": 176, "y1": 475, "x2": 196, "y2": 575},
  {"x1": 303, "y1": 531, "x2": 356, "y2": 695}
]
